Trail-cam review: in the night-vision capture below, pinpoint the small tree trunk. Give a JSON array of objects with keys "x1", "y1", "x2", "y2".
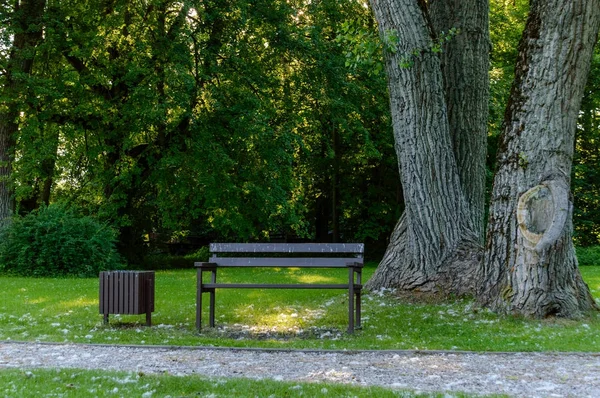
[
  {"x1": 366, "y1": 0, "x2": 480, "y2": 295},
  {"x1": 480, "y1": 0, "x2": 600, "y2": 317},
  {"x1": 0, "y1": 121, "x2": 15, "y2": 224},
  {"x1": 39, "y1": 128, "x2": 60, "y2": 206}
]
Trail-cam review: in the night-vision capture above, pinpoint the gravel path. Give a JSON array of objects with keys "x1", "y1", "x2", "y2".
[{"x1": 1, "y1": 341, "x2": 600, "y2": 397}]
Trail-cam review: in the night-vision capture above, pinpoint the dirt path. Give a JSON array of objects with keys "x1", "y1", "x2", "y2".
[{"x1": 1, "y1": 341, "x2": 600, "y2": 397}]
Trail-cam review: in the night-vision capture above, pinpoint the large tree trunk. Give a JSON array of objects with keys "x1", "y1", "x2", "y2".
[
  {"x1": 429, "y1": 0, "x2": 490, "y2": 242},
  {"x1": 366, "y1": 0, "x2": 481, "y2": 295},
  {"x1": 479, "y1": 0, "x2": 600, "y2": 317},
  {"x1": 0, "y1": 0, "x2": 46, "y2": 224}
]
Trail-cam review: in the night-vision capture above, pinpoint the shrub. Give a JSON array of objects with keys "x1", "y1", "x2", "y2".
[
  {"x1": 186, "y1": 246, "x2": 210, "y2": 262},
  {"x1": 142, "y1": 247, "x2": 209, "y2": 270},
  {"x1": 577, "y1": 246, "x2": 600, "y2": 267},
  {"x1": 0, "y1": 204, "x2": 122, "y2": 277}
]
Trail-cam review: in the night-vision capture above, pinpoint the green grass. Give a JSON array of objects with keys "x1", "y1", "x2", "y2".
[
  {"x1": 1, "y1": 264, "x2": 600, "y2": 351},
  {"x1": 0, "y1": 368, "x2": 490, "y2": 398}
]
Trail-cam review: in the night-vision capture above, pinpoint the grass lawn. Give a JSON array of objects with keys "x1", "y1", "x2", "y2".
[
  {"x1": 1, "y1": 264, "x2": 600, "y2": 351},
  {"x1": 0, "y1": 368, "x2": 494, "y2": 398}
]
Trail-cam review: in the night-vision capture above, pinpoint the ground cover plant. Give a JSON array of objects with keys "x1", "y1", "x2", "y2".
[
  {"x1": 2, "y1": 263, "x2": 600, "y2": 351},
  {"x1": 0, "y1": 368, "x2": 496, "y2": 398}
]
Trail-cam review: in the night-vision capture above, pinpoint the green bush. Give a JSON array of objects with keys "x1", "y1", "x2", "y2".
[
  {"x1": 0, "y1": 204, "x2": 122, "y2": 277},
  {"x1": 186, "y1": 246, "x2": 210, "y2": 262},
  {"x1": 142, "y1": 246, "x2": 209, "y2": 270},
  {"x1": 577, "y1": 246, "x2": 600, "y2": 266}
]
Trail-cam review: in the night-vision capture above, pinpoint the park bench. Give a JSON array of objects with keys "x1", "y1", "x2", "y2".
[{"x1": 195, "y1": 243, "x2": 364, "y2": 333}]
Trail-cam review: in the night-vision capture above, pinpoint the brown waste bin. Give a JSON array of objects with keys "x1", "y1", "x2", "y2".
[{"x1": 99, "y1": 271, "x2": 155, "y2": 326}]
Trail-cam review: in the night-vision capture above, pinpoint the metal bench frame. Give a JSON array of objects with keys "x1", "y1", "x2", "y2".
[{"x1": 195, "y1": 243, "x2": 364, "y2": 333}]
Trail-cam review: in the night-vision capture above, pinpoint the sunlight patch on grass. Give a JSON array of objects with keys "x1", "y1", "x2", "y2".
[
  {"x1": 251, "y1": 310, "x2": 300, "y2": 329},
  {"x1": 58, "y1": 297, "x2": 98, "y2": 309},
  {"x1": 24, "y1": 297, "x2": 48, "y2": 305},
  {"x1": 295, "y1": 274, "x2": 339, "y2": 283},
  {"x1": 230, "y1": 300, "x2": 329, "y2": 332},
  {"x1": 257, "y1": 306, "x2": 326, "y2": 329}
]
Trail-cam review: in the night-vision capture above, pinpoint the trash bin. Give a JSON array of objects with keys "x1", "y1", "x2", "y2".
[{"x1": 99, "y1": 271, "x2": 155, "y2": 326}]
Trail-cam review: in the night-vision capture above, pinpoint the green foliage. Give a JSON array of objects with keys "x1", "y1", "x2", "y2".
[
  {"x1": 337, "y1": 21, "x2": 459, "y2": 71},
  {"x1": 0, "y1": 204, "x2": 121, "y2": 277},
  {"x1": 187, "y1": 246, "x2": 210, "y2": 262},
  {"x1": 432, "y1": 28, "x2": 460, "y2": 52},
  {"x1": 488, "y1": 0, "x2": 529, "y2": 140},
  {"x1": 142, "y1": 247, "x2": 209, "y2": 270},
  {"x1": 2, "y1": 0, "x2": 400, "y2": 262},
  {"x1": 485, "y1": 0, "x2": 529, "y2": 219},
  {"x1": 397, "y1": 28, "x2": 460, "y2": 68},
  {"x1": 288, "y1": 0, "x2": 400, "y2": 246},
  {"x1": 335, "y1": 19, "x2": 386, "y2": 75},
  {"x1": 573, "y1": 42, "x2": 600, "y2": 246},
  {"x1": 28, "y1": 0, "x2": 312, "y2": 253},
  {"x1": 577, "y1": 246, "x2": 600, "y2": 266}
]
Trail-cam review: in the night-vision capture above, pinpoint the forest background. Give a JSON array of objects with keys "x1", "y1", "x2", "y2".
[{"x1": 0, "y1": 0, "x2": 598, "y2": 271}]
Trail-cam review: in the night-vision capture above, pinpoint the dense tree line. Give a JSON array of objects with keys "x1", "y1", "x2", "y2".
[{"x1": 0, "y1": 0, "x2": 399, "y2": 263}]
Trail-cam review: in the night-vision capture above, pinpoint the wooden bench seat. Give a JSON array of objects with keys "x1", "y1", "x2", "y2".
[{"x1": 195, "y1": 243, "x2": 364, "y2": 333}]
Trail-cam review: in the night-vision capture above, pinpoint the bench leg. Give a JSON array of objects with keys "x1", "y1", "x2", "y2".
[
  {"x1": 209, "y1": 291, "x2": 215, "y2": 328},
  {"x1": 356, "y1": 268, "x2": 362, "y2": 329},
  {"x1": 348, "y1": 267, "x2": 355, "y2": 334},
  {"x1": 196, "y1": 268, "x2": 203, "y2": 331},
  {"x1": 356, "y1": 289, "x2": 361, "y2": 329},
  {"x1": 197, "y1": 267, "x2": 217, "y2": 331},
  {"x1": 146, "y1": 278, "x2": 152, "y2": 327},
  {"x1": 209, "y1": 269, "x2": 217, "y2": 328}
]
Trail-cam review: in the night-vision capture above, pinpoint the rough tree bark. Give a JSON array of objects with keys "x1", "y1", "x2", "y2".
[
  {"x1": 0, "y1": 0, "x2": 46, "y2": 224},
  {"x1": 479, "y1": 0, "x2": 600, "y2": 317},
  {"x1": 366, "y1": 0, "x2": 483, "y2": 295},
  {"x1": 429, "y1": 0, "x2": 490, "y2": 242}
]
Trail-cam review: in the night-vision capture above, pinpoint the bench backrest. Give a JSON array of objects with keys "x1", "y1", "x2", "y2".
[{"x1": 208, "y1": 243, "x2": 364, "y2": 268}]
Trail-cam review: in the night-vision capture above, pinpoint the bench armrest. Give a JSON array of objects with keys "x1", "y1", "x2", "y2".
[
  {"x1": 346, "y1": 262, "x2": 364, "y2": 268},
  {"x1": 195, "y1": 262, "x2": 217, "y2": 268}
]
